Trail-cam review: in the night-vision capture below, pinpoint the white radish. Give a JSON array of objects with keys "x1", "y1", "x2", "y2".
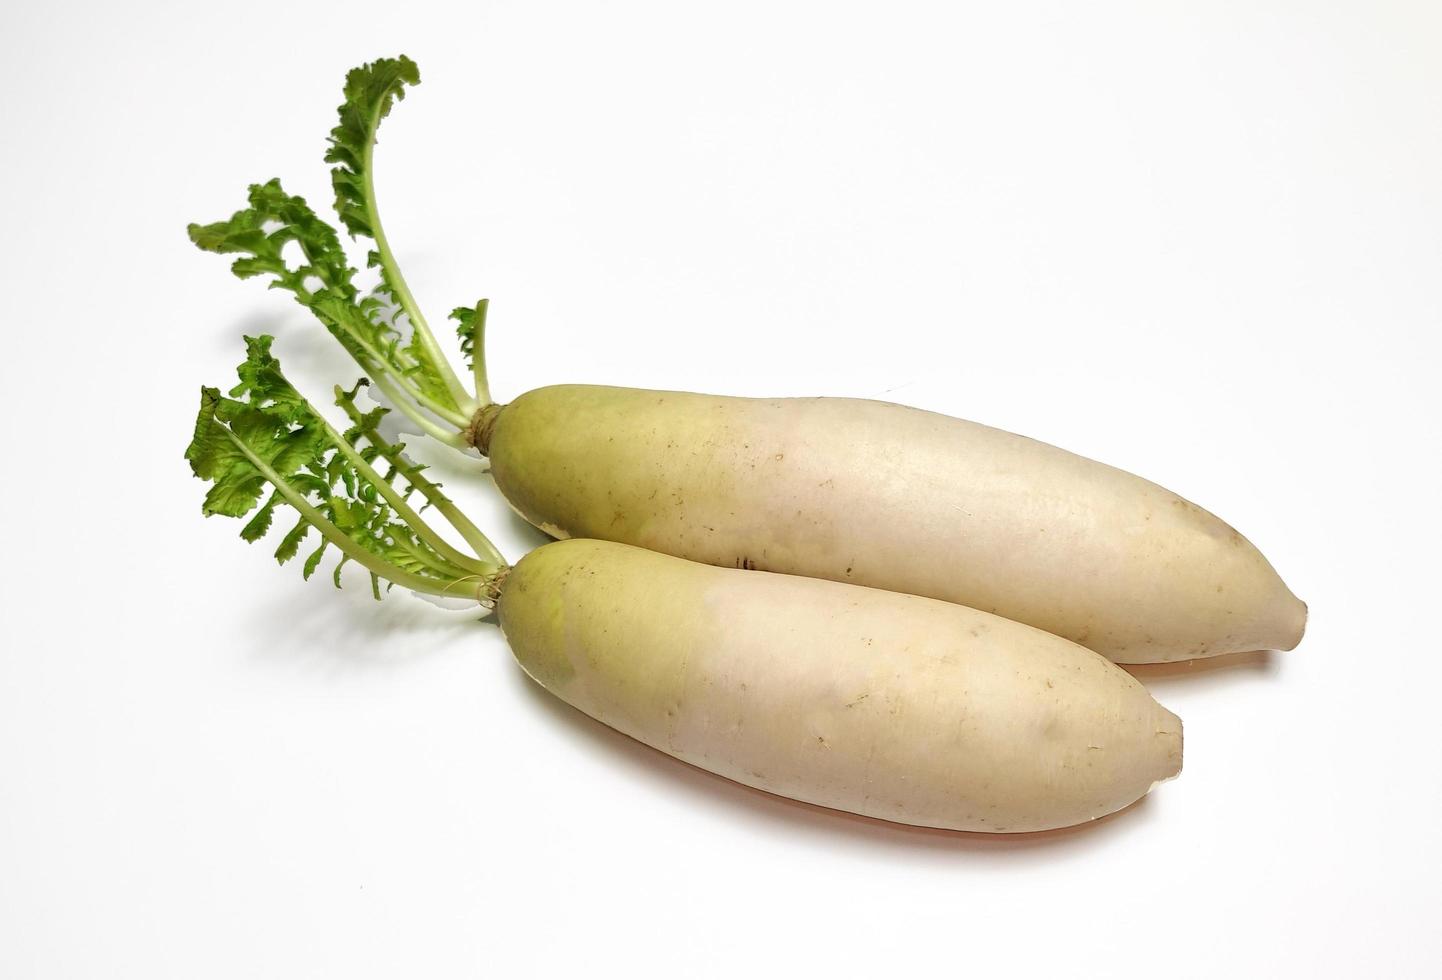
[
  {"x1": 499, "y1": 539, "x2": 1184, "y2": 833},
  {"x1": 484, "y1": 386, "x2": 1306, "y2": 664}
]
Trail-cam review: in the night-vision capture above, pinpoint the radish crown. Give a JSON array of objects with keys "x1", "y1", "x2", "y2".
[
  {"x1": 188, "y1": 56, "x2": 492, "y2": 451},
  {"x1": 185, "y1": 336, "x2": 506, "y2": 603}
]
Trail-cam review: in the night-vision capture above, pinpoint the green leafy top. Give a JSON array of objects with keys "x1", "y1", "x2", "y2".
[
  {"x1": 186, "y1": 336, "x2": 506, "y2": 601},
  {"x1": 450, "y1": 298, "x2": 490, "y2": 401},
  {"x1": 327, "y1": 55, "x2": 420, "y2": 245},
  {"x1": 188, "y1": 180, "x2": 470, "y2": 440},
  {"x1": 189, "y1": 55, "x2": 496, "y2": 449}
]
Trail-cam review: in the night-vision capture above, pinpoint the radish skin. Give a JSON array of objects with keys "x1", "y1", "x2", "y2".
[
  {"x1": 486, "y1": 385, "x2": 1306, "y2": 665},
  {"x1": 498, "y1": 539, "x2": 1184, "y2": 833}
]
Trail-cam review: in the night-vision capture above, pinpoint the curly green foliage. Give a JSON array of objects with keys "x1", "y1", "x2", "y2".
[
  {"x1": 450, "y1": 299, "x2": 488, "y2": 374},
  {"x1": 185, "y1": 336, "x2": 493, "y2": 599},
  {"x1": 187, "y1": 181, "x2": 463, "y2": 420},
  {"x1": 321, "y1": 55, "x2": 474, "y2": 414},
  {"x1": 332, "y1": 379, "x2": 455, "y2": 527},
  {"x1": 188, "y1": 179, "x2": 357, "y2": 300},
  {"x1": 326, "y1": 55, "x2": 420, "y2": 248}
]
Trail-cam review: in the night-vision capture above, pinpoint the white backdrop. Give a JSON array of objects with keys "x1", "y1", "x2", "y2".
[{"x1": 2, "y1": 2, "x2": 1438, "y2": 977}]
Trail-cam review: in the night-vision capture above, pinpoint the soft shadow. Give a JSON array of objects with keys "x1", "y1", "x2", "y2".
[
  {"x1": 1123, "y1": 649, "x2": 1283, "y2": 698},
  {"x1": 1125, "y1": 648, "x2": 1281, "y2": 690},
  {"x1": 211, "y1": 307, "x2": 370, "y2": 391},
  {"x1": 241, "y1": 576, "x2": 485, "y2": 672},
  {"x1": 1124, "y1": 648, "x2": 1277, "y2": 681},
  {"x1": 506, "y1": 666, "x2": 1160, "y2": 859},
  {"x1": 210, "y1": 308, "x2": 313, "y2": 355},
  {"x1": 495, "y1": 496, "x2": 555, "y2": 552}
]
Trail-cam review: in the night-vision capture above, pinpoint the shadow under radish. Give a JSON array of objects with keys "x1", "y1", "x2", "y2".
[{"x1": 1124, "y1": 649, "x2": 1283, "y2": 700}]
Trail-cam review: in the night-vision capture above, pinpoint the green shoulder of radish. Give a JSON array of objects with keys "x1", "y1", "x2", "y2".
[
  {"x1": 185, "y1": 339, "x2": 1182, "y2": 834},
  {"x1": 188, "y1": 55, "x2": 1306, "y2": 665}
]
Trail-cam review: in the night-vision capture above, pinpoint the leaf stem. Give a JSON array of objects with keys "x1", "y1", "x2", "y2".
[
  {"x1": 362, "y1": 102, "x2": 475, "y2": 412},
  {"x1": 390, "y1": 535, "x2": 479, "y2": 582},
  {"x1": 469, "y1": 298, "x2": 491, "y2": 405},
  {"x1": 224, "y1": 430, "x2": 480, "y2": 599},
  {"x1": 316, "y1": 415, "x2": 497, "y2": 576},
  {"x1": 364, "y1": 368, "x2": 469, "y2": 448},
  {"x1": 299, "y1": 291, "x2": 471, "y2": 429},
  {"x1": 407, "y1": 482, "x2": 506, "y2": 568}
]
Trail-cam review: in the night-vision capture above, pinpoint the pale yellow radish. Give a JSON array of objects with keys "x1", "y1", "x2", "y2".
[
  {"x1": 499, "y1": 539, "x2": 1183, "y2": 833},
  {"x1": 484, "y1": 386, "x2": 1306, "y2": 664}
]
